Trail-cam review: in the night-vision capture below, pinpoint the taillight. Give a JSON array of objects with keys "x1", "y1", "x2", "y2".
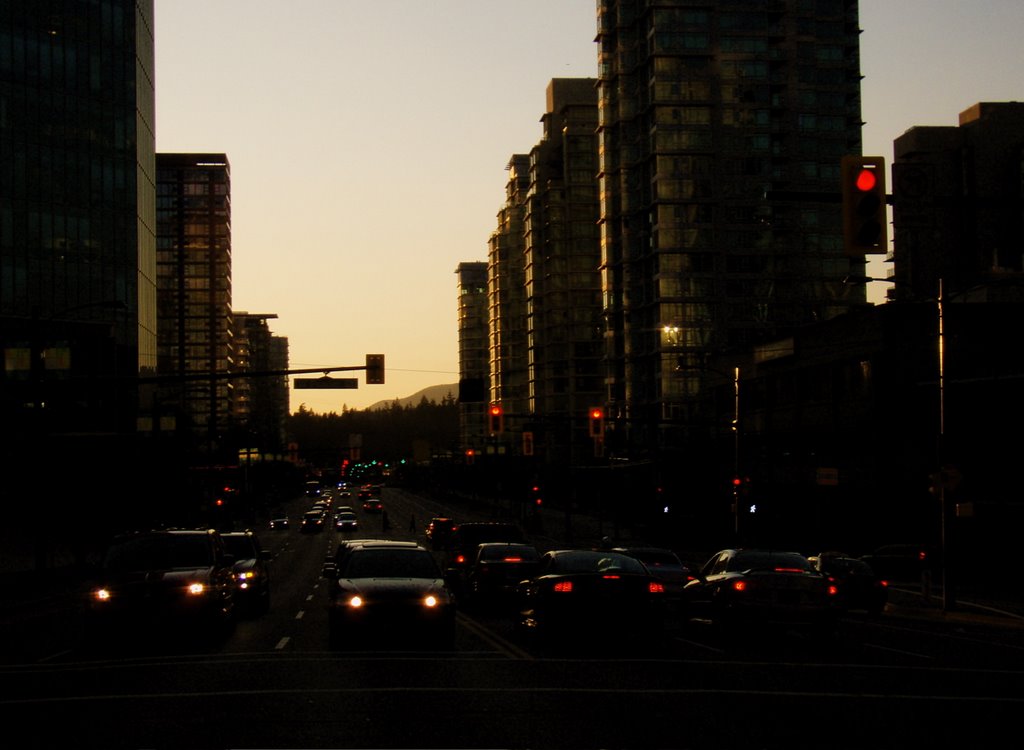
[
  {"x1": 827, "y1": 584, "x2": 839, "y2": 596},
  {"x1": 503, "y1": 556, "x2": 523, "y2": 562},
  {"x1": 732, "y1": 580, "x2": 748, "y2": 592},
  {"x1": 456, "y1": 555, "x2": 466, "y2": 564},
  {"x1": 553, "y1": 581, "x2": 573, "y2": 593},
  {"x1": 649, "y1": 582, "x2": 665, "y2": 594},
  {"x1": 601, "y1": 574, "x2": 621, "y2": 580},
  {"x1": 879, "y1": 580, "x2": 889, "y2": 588}
]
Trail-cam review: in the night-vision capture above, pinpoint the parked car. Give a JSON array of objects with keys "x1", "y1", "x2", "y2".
[
  {"x1": 464, "y1": 542, "x2": 541, "y2": 607},
  {"x1": 810, "y1": 552, "x2": 888, "y2": 615},
  {"x1": 322, "y1": 540, "x2": 455, "y2": 649},
  {"x1": 516, "y1": 549, "x2": 667, "y2": 647},
  {"x1": 86, "y1": 529, "x2": 236, "y2": 640},
  {"x1": 685, "y1": 548, "x2": 836, "y2": 632},
  {"x1": 221, "y1": 530, "x2": 271, "y2": 615}
]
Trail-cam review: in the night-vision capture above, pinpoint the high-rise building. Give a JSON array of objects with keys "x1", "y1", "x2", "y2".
[
  {"x1": 891, "y1": 102, "x2": 1024, "y2": 302},
  {"x1": 596, "y1": 0, "x2": 868, "y2": 461},
  {"x1": 455, "y1": 262, "x2": 489, "y2": 452},
  {"x1": 524, "y1": 79, "x2": 602, "y2": 465},
  {"x1": 488, "y1": 156, "x2": 531, "y2": 428},
  {"x1": 0, "y1": 1, "x2": 156, "y2": 495},
  {"x1": 155, "y1": 153, "x2": 233, "y2": 451},
  {"x1": 233, "y1": 312, "x2": 289, "y2": 455}
]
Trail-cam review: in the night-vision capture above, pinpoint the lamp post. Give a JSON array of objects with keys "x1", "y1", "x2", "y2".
[{"x1": 844, "y1": 274, "x2": 954, "y2": 610}]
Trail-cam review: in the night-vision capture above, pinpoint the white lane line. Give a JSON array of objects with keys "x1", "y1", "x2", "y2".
[{"x1": 275, "y1": 637, "x2": 290, "y2": 650}]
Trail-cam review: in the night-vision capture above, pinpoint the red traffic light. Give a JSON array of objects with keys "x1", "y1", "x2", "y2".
[
  {"x1": 488, "y1": 403, "x2": 504, "y2": 434},
  {"x1": 855, "y1": 168, "x2": 877, "y2": 192},
  {"x1": 588, "y1": 407, "x2": 605, "y2": 438}
]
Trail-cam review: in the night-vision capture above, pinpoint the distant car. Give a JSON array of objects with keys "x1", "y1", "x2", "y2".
[
  {"x1": 269, "y1": 516, "x2": 290, "y2": 531},
  {"x1": 361, "y1": 498, "x2": 383, "y2": 513},
  {"x1": 465, "y1": 542, "x2": 541, "y2": 606},
  {"x1": 425, "y1": 517, "x2": 455, "y2": 549},
  {"x1": 810, "y1": 552, "x2": 888, "y2": 615},
  {"x1": 301, "y1": 510, "x2": 325, "y2": 534},
  {"x1": 335, "y1": 505, "x2": 356, "y2": 516},
  {"x1": 443, "y1": 522, "x2": 526, "y2": 589},
  {"x1": 86, "y1": 529, "x2": 236, "y2": 640},
  {"x1": 221, "y1": 531, "x2": 271, "y2": 615},
  {"x1": 516, "y1": 549, "x2": 667, "y2": 646},
  {"x1": 322, "y1": 540, "x2": 455, "y2": 649},
  {"x1": 334, "y1": 511, "x2": 359, "y2": 533},
  {"x1": 338, "y1": 490, "x2": 352, "y2": 499},
  {"x1": 685, "y1": 548, "x2": 836, "y2": 632}
]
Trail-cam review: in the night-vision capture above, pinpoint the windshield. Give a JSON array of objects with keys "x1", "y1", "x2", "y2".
[
  {"x1": 342, "y1": 549, "x2": 441, "y2": 579},
  {"x1": 103, "y1": 535, "x2": 214, "y2": 571}
]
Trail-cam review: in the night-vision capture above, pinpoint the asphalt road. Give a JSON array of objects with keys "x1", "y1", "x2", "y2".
[{"x1": 2, "y1": 486, "x2": 1023, "y2": 749}]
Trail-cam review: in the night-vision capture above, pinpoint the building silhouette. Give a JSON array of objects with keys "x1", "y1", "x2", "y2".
[
  {"x1": 891, "y1": 101, "x2": 1024, "y2": 302},
  {"x1": 595, "y1": 0, "x2": 869, "y2": 466},
  {"x1": 155, "y1": 153, "x2": 234, "y2": 453},
  {"x1": 233, "y1": 312, "x2": 289, "y2": 457},
  {"x1": 1, "y1": 0, "x2": 156, "y2": 557},
  {"x1": 455, "y1": 262, "x2": 489, "y2": 453}
]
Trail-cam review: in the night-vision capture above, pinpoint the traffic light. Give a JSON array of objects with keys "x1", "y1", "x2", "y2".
[
  {"x1": 488, "y1": 403, "x2": 504, "y2": 434},
  {"x1": 588, "y1": 407, "x2": 604, "y2": 438},
  {"x1": 841, "y1": 155, "x2": 887, "y2": 256},
  {"x1": 365, "y1": 354, "x2": 385, "y2": 384}
]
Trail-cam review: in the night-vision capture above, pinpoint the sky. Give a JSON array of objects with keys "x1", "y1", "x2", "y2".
[{"x1": 154, "y1": 0, "x2": 1024, "y2": 414}]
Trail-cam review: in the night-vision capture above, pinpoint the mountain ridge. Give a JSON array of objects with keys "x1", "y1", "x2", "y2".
[{"x1": 366, "y1": 383, "x2": 459, "y2": 411}]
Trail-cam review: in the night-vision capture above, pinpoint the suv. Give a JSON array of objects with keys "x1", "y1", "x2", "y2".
[
  {"x1": 87, "y1": 529, "x2": 236, "y2": 639},
  {"x1": 443, "y1": 522, "x2": 525, "y2": 592},
  {"x1": 221, "y1": 530, "x2": 271, "y2": 615}
]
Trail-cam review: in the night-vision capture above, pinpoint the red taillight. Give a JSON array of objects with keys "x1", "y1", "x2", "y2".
[
  {"x1": 456, "y1": 555, "x2": 466, "y2": 564},
  {"x1": 827, "y1": 584, "x2": 839, "y2": 596},
  {"x1": 774, "y1": 567, "x2": 807, "y2": 574},
  {"x1": 879, "y1": 580, "x2": 889, "y2": 588},
  {"x1": 503, "y1": 556, "x2": 523, "y2": 562},
  {"x1": 553, "y1": 581, "x2": 573, "y2": 593},
  {"x1": 732, "y1": 580, "x2": 748, "y2": 592},
  {"x1": 601, "y1": 574, "x2": 621, "y2": 580},
  {"x1": 649, "y1": 582, "x2": 665, "y2": 594}
]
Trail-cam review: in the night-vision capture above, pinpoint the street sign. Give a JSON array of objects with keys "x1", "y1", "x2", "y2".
[{"x1": 294, "y1": 377, "x2": 359, "y2": 389}]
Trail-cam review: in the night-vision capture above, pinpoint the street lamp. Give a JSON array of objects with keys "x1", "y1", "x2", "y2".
[{"x1": 844, "y1": 274, "x2": 954, "y2": 610}]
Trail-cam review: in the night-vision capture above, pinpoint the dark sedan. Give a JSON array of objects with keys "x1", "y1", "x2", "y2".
[
  {"x1": 464, "y1": 542, "x2": 541, "y2": 607},
  {"x1": 810, "y1": 552, "x2": 888, "y2": 615},
  {"x1": 322, "y1": 540, "x2": 455, "y2": 649},
  {"x1": 685, "y1": 548, "x2": 837, "y2": 632},
  {"x1": 516, "y1": 549, "x2": 667, "y2": 647},
  {"x1": 300, "y1": 510, "x2": 325, "y2": 534}
]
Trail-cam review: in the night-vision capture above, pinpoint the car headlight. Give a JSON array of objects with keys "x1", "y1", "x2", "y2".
[
  {"x1": 92, "y1": 588, "x2": 112, "y2": 603},
  {"x1": 187, "y1": 582, "x2": 206, "y2": 596},
  {"x1": 347, "y1": 595, "x2": 364, "y2": 608},
  {"x1": 423, "y1": 595, "x2": 439, "y2": 608}
]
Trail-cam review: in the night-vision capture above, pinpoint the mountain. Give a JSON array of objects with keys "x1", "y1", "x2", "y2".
[{"x1": 365, "y1": 383, "x2": 459, "y2": 411}]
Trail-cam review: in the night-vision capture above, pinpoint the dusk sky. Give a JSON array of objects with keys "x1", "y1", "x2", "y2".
[{"x1": 154, "y1": 0, "x2": 1024, "y2": 414}]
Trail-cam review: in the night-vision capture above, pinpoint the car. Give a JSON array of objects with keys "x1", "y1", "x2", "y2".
[
  {"x1": 425, "y1": 517, "x2": 455, "y2": 550},
  {"x1": 268, "y1": 516, "x2": 289, "y2": 531},
  {"x1": 516, "y1": 549, "x2": 667, "y2": 647},
  {"x1": 464, "y1": 542, "x2": 541, "y2": 607},
  {"x1": 300, "y1": 510, "x2": 325, "y2": 533},
  {"x1": 321, "y1": 540, "x2": 455, "y2": 649},
  {"x1": 338, "y1": 489, "x2": 352, "y2": 499},
  {"x1": 221, "y1": 530, "x2": 271, "y2": 615},
  {"x1": 443, "y1": 522, "x2": 526, "y2": 589},
  {"x1": 334, "y1": 511, "x2": 359, "y2": 532},
  {"x1": 810, "y1": 552, "x2": 888, "y2": 615},
  {"x1": 613, "y1": 546, "x2": 696, "y2": 597},
  {"x1": 685, "y1": 548, "x2": 837, "y2": 632},
  {"x1": 335, "y1": 505, "x2": 356, "y2": 515},
  {"x1": 86, "y1": 529, "x2": 236, "y2": 640},
  {"x1": 361, "y1": 498, "x2": 383, "y2": 513},
  {"x1": 859, "y1": 544, "x2": 933, "y2": 584}
]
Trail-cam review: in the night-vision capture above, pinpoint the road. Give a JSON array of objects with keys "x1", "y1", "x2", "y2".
[{"x1": 2, "y1": 486, "x2": 1022, "y2": 748}]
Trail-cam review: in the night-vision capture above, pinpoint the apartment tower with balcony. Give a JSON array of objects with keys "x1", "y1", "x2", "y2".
[{"x1": 596, "y1": 0, "x2": 868, "y2": 464}]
